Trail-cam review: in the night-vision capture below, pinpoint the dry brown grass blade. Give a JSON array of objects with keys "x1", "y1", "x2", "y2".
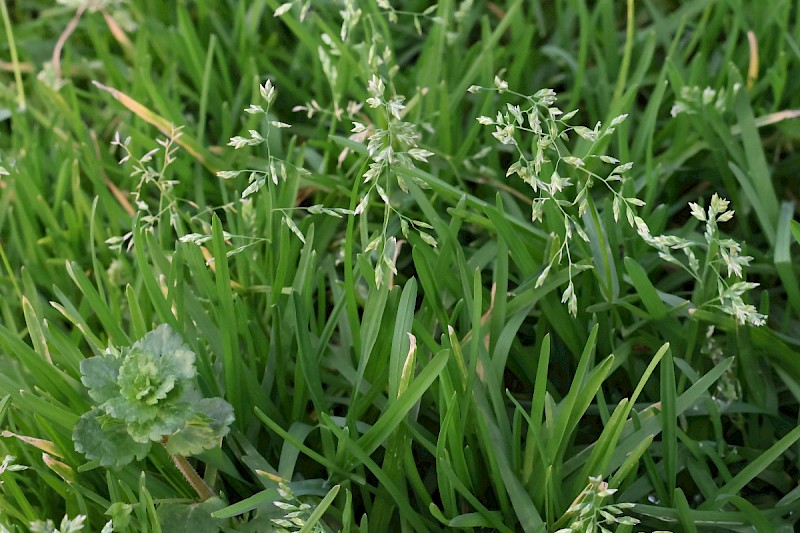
[
  {"x1": 200, "y1": 246, "x2": 243, "y2": 289},
  {"x1": 101, "y1": 9, "x2": 134, "y2": 56},
  {"x1": 92, "y1": 81, "x2": 223, "y2": 174},
  {"x1": 52, "y1": 3, "x2": 87, "y2": 81},
  {"x1": 1, "y1": 430, "x2": 60, "y2": 457},
  {"x1": 746, "y1": 31, "x2": 759, "y2": 90},
  {"x1": 730, "y1": 109, "x2": 800, "y2": 135},
  {"x1": 459, "y1": 283, "x2": 497, "y2": 383},
  {"x1": 0, "y1": 60, "x2": 34, "y2": 73}
]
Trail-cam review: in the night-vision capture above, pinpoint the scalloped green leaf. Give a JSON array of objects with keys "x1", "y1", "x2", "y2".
[
  {"x1": 80, "y1": 354, "x2": 122, "y2": 404},
  {"x1": 157, "y1": 497, "x2": 227, "y2": 533},
  {"x1": 73, "y1": 410, "x2": 151, "y2": 468},
  {"x1": 166, "y1": 399, "x2": 234, "y2": 456},
  {"x1": 134, "y1": 324, "x2": 196, "y2": 381}
]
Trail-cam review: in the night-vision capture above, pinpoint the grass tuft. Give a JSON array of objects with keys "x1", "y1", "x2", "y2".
[{"x1": 1, "y1": 1, "x2": 799, "y2": 531}]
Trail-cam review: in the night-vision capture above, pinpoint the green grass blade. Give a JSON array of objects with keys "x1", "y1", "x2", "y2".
[
  {"x1": 705, "y1": 423, "x2": 800, "y2": 505},
  {"x1": 774, "y1": 201, "x2": 800, "y2": 317},
  {"x1": 356, "y1": 349, "x2": 448, "y2": 456},
  {"x1": 298, "y1": 484, "x2": 340, "y2": 533},
  {"x1": 660, "y1": 344, "x2": 678, "y2": 501}
]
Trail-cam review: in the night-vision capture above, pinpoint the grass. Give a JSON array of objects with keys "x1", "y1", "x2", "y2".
[{"x1": 0, "y1": 0, "x2": 799, "y2": 531}]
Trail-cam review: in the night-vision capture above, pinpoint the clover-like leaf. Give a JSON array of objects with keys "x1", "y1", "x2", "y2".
[
  {"x1": 134, "y1": 324, "x2": 196, "y2": 381},
  {"x1": 80, "y1": 353, "x2": 122, "y2": 405},
  {"x1": 165, "y1": 398, "x2": 234, "y2": 456},
  {"x1": 74, "y1": 325, "x2": 234, "y2": 467},
  {"x1": 73, "y1": 410, "x2": 151, "y2": 468},
  {"x1": 156, "y1": 498, "x2": 227, "y2": 533},
  {"x1": 124, "y1": 396, "x2": 196, "y2": 443}
]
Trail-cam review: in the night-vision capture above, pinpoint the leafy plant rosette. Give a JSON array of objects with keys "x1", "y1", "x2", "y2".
[{"x1": 73, "y1": 325, "x2": 234, "y2": 468}]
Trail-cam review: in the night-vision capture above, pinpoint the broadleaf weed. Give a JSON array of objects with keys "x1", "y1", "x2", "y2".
[{"x1": 72, "y1": 324, "x2": 233, "y2": 500}]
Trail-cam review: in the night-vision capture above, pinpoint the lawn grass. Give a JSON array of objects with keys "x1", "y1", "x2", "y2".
[{"x1": 1, "y1": 0, "x2": 799, "y2": 531}]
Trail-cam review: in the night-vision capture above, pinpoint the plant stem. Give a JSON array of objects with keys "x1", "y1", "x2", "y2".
[
  {"x1": 0, "y1": 0, "x2": 25, "y2": 110},
  {"x1": 164, "y1": 443, "x2": 214, "y2": 501}
]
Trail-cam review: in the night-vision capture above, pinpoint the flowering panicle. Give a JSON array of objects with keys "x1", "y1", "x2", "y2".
[
  {"x1": 555, "y1": 476, "x2": 639, "y2": 533},
  {"x1": 635, "y1": 193, "x2": 765, "y2": 327},
  {"x1": 350, "y1": 75, "x2": 438, "y2": 287},
  {"x1": 472, "y1": 77, "x2": 639, "y2": 316}
]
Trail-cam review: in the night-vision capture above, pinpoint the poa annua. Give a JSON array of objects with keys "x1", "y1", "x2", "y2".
[
  {"x1": 219, "y1": 80, "x2": 304, "y2": 199},
  {"x1": 274, "y1": 3, "x2": 443, "y2": 289},
  {"x1": 471, "y1": 77, "x2": 638, "y2": 316},
  {"x1": 270, "y1": 482, "x2": 325, "y2": 533},
  {"x1": 215, "y1": 80, "x2": 357, "y2": 247},
  {"x1": 473, "y1": 77, "x2": 764, "y2": 326},
  {"x1": 554, "y1": 476, "x2": 640, "y2": 533},
  {"x1": 27, "y1": 514, "x2": 113, "y2": 533},
  {"x1": 635, "y1": 194, "x2": 766, "y2": 326},
  {"x1": 352, "y1": 74, "x2": 437, "y2": 288},
  {"x1": 106, "y1": 126, "x2": 185, "y2": 252}
]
